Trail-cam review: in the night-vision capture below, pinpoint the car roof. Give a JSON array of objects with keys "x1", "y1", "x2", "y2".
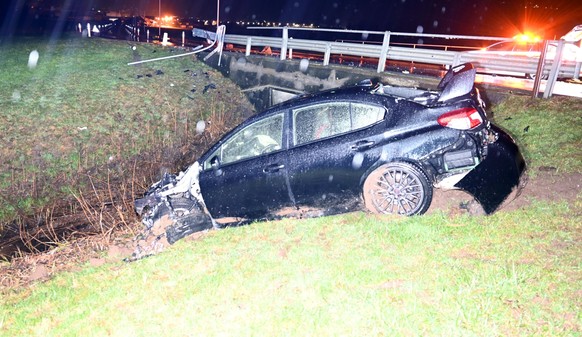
[
  {"x1": 233, "y1": 82, "x2": 393, "y2": 127},
  {"x1": 269, "y1": 83, "x2": 377, "y2": 111}
]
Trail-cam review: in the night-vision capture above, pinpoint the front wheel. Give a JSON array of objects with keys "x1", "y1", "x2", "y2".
[{"x1": 363, "y1": 162, "x2": 432, "y2": 216}]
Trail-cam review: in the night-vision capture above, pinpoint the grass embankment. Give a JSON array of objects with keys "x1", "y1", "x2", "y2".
[
  {"x1": 493, "y1": 95, "x2": 582, "y2": 174},
  {"x1": 1, "y1": 205, "x2": 580, "y2": 336},
  {"x1": 0, "y1": 36, "x2": 252, "y2": 254},
  {"x1": 0, "y1": 37, "x2": 581, "y2": 336}
]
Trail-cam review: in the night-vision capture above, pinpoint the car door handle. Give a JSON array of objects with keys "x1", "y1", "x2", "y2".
[
  {"x1": 350, "y1": 140, "x2": 375, "y2": 151},
  {"x1": 263, "y1": 164, "x2": 285, "y2": 173}
]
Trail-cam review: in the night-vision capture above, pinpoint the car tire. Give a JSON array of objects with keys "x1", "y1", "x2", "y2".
[
  {"x1": 527, "y1": 73, "x2": 548, "y2": 80},
  {"x1": 168, "y1": 197, "x2": 202, "y2": 216},
  {"x1": 363, "y1": 162, "x2": 432, "y2": 216},
  {"x1": 166, "y1": 213, "x2": 214, "y2": 244},
  {"x1": 149, "y1": 197, "x2": 205, "y2": 241}
]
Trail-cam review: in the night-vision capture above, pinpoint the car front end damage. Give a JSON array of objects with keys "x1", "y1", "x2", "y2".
[{"x1": 129, "y1": 162, "x2": 215, "y2": 260}]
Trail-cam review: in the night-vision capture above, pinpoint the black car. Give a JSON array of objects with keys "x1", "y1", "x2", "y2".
[{"x1": 134, "y1": 63, "x2": 525, "y2": 245}]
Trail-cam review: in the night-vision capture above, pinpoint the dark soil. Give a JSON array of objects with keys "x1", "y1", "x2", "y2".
[{"x1": 1, "y1": 168, "x2": 579, "y2": 291}]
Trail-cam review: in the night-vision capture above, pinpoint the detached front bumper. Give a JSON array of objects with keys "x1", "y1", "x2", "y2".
[{"x1": 455, "y1": 125, "x2": 526, "y2": 214}]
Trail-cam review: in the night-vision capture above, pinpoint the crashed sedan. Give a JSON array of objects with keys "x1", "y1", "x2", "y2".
[{"x1": 134, "y1": 63, "x2": 525, "y2": 249}]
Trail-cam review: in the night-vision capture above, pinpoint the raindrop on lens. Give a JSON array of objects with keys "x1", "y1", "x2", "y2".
[
  {"x1": 352, "y1": 153, "x2": 364, "y2": 170},
  {"x1": 196, "y1": 120, "x2": 206, "y2": 134},
  {"x1": 11, "y1": 90, "x2": 21, "y2": 102},
  {"x1": 416, "y1": 26, "x2": 424, "y2": 34},
  {"x1": 28, "y1": 50, "x2": 39, "y2": 69},
  {"x1": 328, "y1": 174, "x2": 334, "y2": 182},
  {"x1": 299, "y1": 59, "x2": 309, "y2": 72}
]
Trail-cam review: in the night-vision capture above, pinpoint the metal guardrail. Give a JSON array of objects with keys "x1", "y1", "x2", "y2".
[
  {"x1": 221, "y1": 27, "x2": 582, "y2": 98},
  {"x1": 97, "y1": 20, "x2": 581, "y2": 98}
]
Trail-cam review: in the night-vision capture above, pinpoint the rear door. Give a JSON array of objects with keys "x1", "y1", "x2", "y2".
[{"x1": 286, "y1": 101, "x2": 387, "y2": 207}]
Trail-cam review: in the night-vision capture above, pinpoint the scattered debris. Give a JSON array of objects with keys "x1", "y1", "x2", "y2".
[{"x1": 203, "y1": 83, "x2": 216, "y2": 94}]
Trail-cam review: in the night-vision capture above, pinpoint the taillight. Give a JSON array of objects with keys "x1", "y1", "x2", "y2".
[{"x1": 438, "y1": 107, "x2": 483, "y2": 130}]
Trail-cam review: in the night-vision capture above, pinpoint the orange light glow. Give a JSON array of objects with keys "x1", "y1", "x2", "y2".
[{"x1": 513, "y1": 32, "x2": 542, "y2": 44}]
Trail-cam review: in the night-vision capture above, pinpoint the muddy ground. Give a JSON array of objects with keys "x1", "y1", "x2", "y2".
[{"x1": 1, "y1": 169, "x2": 579, "y2": 291}]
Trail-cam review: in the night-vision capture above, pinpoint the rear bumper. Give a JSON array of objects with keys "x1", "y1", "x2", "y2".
[{"x1": 455, "y1": 125, "x2": 526, "y2": 214}]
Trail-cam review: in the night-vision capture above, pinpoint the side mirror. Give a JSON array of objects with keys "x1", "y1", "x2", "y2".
[
  {"x1": 210, "y1": 156, "x2": 224, "y2": 176},
  {"x1": 210, "y1": 155, "x2": 220, "y2": 170}
]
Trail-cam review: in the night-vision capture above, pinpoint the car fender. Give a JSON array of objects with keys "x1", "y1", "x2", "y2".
[{"x1": 359, "y1": 155, "x2": 434, "y2": 191}]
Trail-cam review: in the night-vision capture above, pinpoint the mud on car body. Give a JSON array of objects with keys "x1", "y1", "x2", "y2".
[{"x1": 133, "y1": 63, "x2": 526, "y2": 253}]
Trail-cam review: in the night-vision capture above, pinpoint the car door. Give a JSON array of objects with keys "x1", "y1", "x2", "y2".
[
  {"x1": 286, "y1": 101, "x2": 387, "y2": 207},
  {"x1": 199, "y1": 113, "x2": 291, "y2": 218}
]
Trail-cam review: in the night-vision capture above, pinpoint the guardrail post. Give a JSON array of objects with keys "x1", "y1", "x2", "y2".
[
  {"x1": 574, "y1": 62, "x2": 581, "y2": 80},
  {"x1": 452, "y1": 53, "x2": 461, "y2": 67},
  {"x1": 324, "y1": 43, "x2": 331, "y2": 66},
  {"x1": 245, "y1": 37, "x2": 251, "y2": 56},
  {"x1": 377, "y1": 31, "x2": 391, "y2": 73},
  {"x1": 280, "y1": 27, "x2": 288, "y2": 60},
  {"x1": 532, "y1": 40, "x2": 548, "y2": 98},
  {"x1": 543, "y1": 39, "x2": 565, "y2": 99}
]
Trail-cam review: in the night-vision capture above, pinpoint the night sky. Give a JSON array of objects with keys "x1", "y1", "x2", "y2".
[
  {"x1": 103, "y1": 0, "x2": 582, "y2": 37},
  {"x1": 2, "y1": 0, "x2": 582, "y2": 38}
]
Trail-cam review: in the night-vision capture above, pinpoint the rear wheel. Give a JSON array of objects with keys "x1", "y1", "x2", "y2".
[{"x1": 363, "y1": 162, "x2": 432, "y2": 216}]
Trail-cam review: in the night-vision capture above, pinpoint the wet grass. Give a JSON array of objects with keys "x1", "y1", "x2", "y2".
[
  {"x1": 492, "y1": 95, "x2": 582, "y2": 175},
  {"x1": 1, "y1": 202, "x2": 580, "y2": 336},
  {"x1": 0, "y1": 35, "x2": 251, "y2": 231}
]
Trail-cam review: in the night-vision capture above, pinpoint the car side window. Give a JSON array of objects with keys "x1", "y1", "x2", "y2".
[
  {"x1": 351, "y1": 103, "x2": 385, "y2": 130},
  {"x1": 293, "y1": 102, "x2": 385, "y2": 146},
  {"x1": 205, "y1": 114, "x2": 283, "y2": 169},
  {"x1": 293, "y1": 103, "x2": 350, "y2": 145}
]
